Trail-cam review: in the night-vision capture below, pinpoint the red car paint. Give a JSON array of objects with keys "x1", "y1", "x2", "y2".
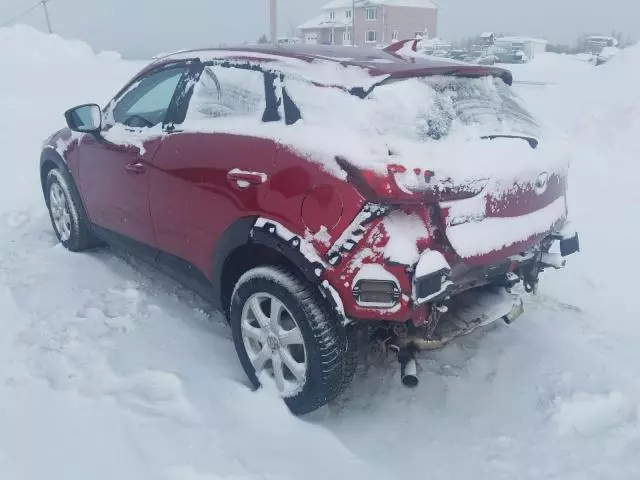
[{"x1": 40, "y1": 44, "x2": 574, "y2": 329}]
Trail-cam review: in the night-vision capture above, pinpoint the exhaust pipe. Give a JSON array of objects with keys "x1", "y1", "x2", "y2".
[
  {"x1": 503, "y1": 297, "x2": 525, "y2": 325},
  {"x1": 398, "y1": 348, "x2": 419, "y2": 388},
  {"x1": 401, "y1": 359, "x2": 419, "y2": 387}
]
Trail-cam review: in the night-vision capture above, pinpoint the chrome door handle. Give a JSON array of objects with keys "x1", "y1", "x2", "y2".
[
  {"x1": 226, "y1": 169, "x2": 267, "y2": 188},
  {"x1": 125, "y1": 162, "x2": 146, "y2": 174}
]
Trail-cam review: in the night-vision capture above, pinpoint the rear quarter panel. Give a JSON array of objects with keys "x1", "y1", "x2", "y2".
[
  {"x1": 149, "y1": 132, "x2": 278, "y2": 275},
  {"x1": 270, "y1": 145, "x2": 366, "y2": 257}
]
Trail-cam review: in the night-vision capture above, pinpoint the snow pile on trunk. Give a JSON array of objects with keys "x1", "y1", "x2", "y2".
[{"x1": 0, "y1": 24, "x2": 121, "y2": 64}]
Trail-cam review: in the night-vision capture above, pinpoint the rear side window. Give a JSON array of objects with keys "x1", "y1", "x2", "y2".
[{"x1": 185, "y1": 66, "x2": 266, "y2": 121}]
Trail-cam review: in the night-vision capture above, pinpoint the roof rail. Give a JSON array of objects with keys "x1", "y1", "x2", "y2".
[{"x1": 151, "y1": 48, "x2": 192, "y2": 61}]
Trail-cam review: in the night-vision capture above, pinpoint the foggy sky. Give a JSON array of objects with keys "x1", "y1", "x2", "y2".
[{"x1": 1, "y1": 0, "x2": 637, "y2": 57}]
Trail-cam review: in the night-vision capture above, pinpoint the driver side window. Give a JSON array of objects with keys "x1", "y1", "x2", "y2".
[{"x1": 111, "y1": 66, "x2": 186, "y2": 128}]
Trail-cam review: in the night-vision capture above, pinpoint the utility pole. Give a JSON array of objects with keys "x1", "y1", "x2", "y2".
[
  {"x1": 352, "y1": 0, "x2": 356, "y2": 47},
  {"x1": 269, "y1": 0, "x2": 277, "y2": 44},
  {"x1": 41, "y1": 0, "x2": 52, "y2": 34}
]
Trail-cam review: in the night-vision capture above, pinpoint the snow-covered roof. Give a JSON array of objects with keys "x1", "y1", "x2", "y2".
[
  {"x1": 298, "y1": 14, "x2": 350, "y2": 30},
  {"x1": 151, "y1": 44, "x2": 512, "y2": 92},
  {"x1": 322, "y1": 0, "x2": 439, "y2": 10},
  {"x1": 587, "y1": 36, "x2": 617, "y2": 41},
  {"x1": 496, "y1": 36, "x2": 548, "y2": 44},
  {"x1": 480, "y1": 32, "x2": 494, "y2": 38}
]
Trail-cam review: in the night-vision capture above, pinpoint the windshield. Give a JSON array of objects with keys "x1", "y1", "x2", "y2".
[{"x1": 366, "y1": 75, "x2": 541, "y2": 142}]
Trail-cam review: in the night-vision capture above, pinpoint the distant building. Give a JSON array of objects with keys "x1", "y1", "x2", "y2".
[
  {"x1": 298, "y1": 0, "x2": 439, "y2": 48},
  {"x1": 418, "y1": 37, "x2": 451, "y2": 56},
  {"x1": 493, "y1": 36, "x2": 547, "y2": 63},
  {"x1": 277, "y1": 37, "x2": 301, "y2": 45},
  {"x1": 586, "y1": 36, "x2": 619, "y2": 54},
  {"x1": 480, "y1": 32, "x2": 495, "y2": 46}
]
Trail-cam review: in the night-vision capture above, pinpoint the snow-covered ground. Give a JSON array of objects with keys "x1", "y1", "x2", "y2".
[{"x1": 1, "y1": 25, "x2": 639, "y2": 479}]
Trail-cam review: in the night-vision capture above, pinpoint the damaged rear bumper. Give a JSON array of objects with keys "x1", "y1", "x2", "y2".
[{"x1": 412, "y1": 226, "x2": 580, "y2": 306}]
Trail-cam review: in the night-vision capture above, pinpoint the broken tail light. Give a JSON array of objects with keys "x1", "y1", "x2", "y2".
[{"x1": 341, "y1": 159, "x2": 487, "y2": 203}]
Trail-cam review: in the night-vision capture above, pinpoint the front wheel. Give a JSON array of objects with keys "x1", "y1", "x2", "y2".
[
  {"x1": 45, "y1": 168, "x2": 100, "y2": 251},
  {"x1": 230, "y1": 266, "x2": 347, "y2": 415}
]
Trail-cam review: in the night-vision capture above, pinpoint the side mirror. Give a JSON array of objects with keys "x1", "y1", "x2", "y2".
[{"x1": 64, "y1": 104, "x2": 102, "y2": 133}]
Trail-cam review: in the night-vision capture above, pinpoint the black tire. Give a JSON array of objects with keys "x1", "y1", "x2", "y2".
[
  {"x1": 230, "y1": 266, "x2": 348, "y2": 415},
  {"x1": 339, "y1": 325, "x2": 359, "y2": 392},
  {"x1": 45, "y1": 168, "x2": 100, "y2": 252}
]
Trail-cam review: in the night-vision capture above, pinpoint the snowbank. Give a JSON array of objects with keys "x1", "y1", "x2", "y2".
[
  {"x1": 572, "y1": 44, "x2": 640, "y2": 151},
  {"x1": 0, "y1": 25, "x2": 136, "y2": 216},
  {"x1": 0, "y1": 24, "x2": 121, "y2": 64},
  {"x1": 511, "y1": 46, "x2": 640, "y2": 152},
  {"x1": 506, "y1": 52, "x2": 595, "y2": 84}
]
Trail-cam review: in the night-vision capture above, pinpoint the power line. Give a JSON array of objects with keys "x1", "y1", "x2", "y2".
[
  {"x1": 42, "y1": 0, "x2": 52, "y2": 33},
  {"x1": 1, "y1": 0, "x2": 53, "y2": 30}
]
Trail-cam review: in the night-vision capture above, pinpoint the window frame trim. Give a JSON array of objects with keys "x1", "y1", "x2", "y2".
[
  {"x1": 365, "y1": 7, "x2": 378, "y2": 21},
  {"x1": 103, "y1": 60, "x2": 195, "y2": 131},
  {"x1": 365, "y1": 30, "x2": 377, "y2": 43},
  {"x1": 184, "y1": 61, "x2": 282, "y2": 125}
]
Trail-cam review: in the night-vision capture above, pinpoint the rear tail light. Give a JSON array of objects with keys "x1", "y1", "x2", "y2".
[{"x1": 339, "y1": 158, "x2": 487, "y2": 203}]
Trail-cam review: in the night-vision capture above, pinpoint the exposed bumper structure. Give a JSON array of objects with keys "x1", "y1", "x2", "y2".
[
  {"x1": 398, "y1": 287, "x2": 525, "y2": 351},
  {"x1": 412, "y1": 227, "x2": 581, "y2": 308}
]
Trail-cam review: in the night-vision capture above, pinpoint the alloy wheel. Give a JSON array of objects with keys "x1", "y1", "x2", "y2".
[
  {"x1": 49, "y1": 182, "x2": 72, "y2": 242},
  {"x1": 240, "y1": 292, "x2": 307, "y2": 397}
]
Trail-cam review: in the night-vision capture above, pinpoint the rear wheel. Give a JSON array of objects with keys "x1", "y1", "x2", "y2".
[
  {"x1": 45, "y1": 168, "x2": 99, "y2": 251},
  {"x1": 230, "y1": 266, "x2": 348, "y2": 415}
]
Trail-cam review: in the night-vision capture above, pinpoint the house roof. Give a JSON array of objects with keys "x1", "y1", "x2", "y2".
[
  {"x1": 496, "y1": 36, "x2": 548, "y2": 44},
  {"x1": 148, "y1": 44, "x2": 512, "y2": 90},
  {"x1": 298, "y1": 13, "x2": 350, "y2": 30},
  {"x1": 322, "y1": 0, "x2": 439, "y2": 10}
]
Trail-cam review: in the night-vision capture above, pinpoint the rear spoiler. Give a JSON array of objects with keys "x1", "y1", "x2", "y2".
[
  {"x1": 383, "y1": 39, "x2": 420, "y2": 54},
  {"x1": 383, "y1": 38, "x2": 514, "y2": 86}
]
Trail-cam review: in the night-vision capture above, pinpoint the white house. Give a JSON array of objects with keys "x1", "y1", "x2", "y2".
[
  {"x1": 298, "y1": 0, "x2": 439, "y2": 48},
  {"x1": 493, "y1": 36, "x2": 548, "y2": 62}
]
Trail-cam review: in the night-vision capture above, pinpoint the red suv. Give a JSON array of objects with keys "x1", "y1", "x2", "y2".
[{"x1": 40, "y1": 44, "x2": 579, "y2": 414}]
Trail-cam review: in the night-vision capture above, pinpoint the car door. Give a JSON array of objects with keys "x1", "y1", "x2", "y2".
[
  {"x1": 77, "y1": 64, "x2": 189, "y2": 248},
  {"x1": 149, "y1": 64, "x2": 279, "y2": 275}
]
